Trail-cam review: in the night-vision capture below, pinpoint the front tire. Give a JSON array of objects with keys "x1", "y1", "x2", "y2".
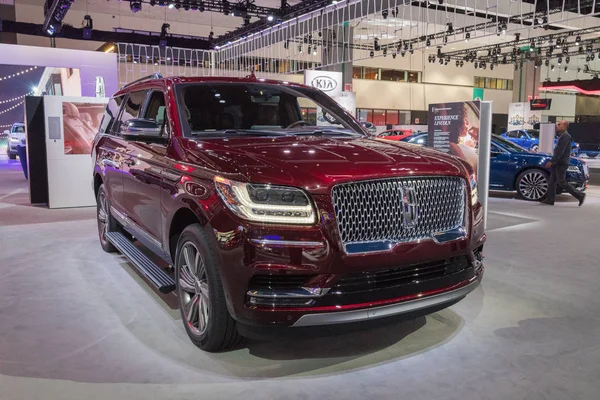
[
  {"x1": 517, "y1": 169, "x2": 549, "y2": 201},
  {"x1": 96, "y1": 184, "x2": 117, "y2": 253},
  {"x1": 8, "y1": 151, "x2": 16, "y2": 160},
  {"x1": 175, "y1": 224, "x2": 241, "y2": 352}
]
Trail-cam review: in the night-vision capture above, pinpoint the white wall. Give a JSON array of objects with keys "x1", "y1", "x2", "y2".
[{"x1": 540, "y1": 93, "x2": 577, "y2": 118}]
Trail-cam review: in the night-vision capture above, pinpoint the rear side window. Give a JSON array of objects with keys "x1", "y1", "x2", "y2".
[{"x1": 99, "y1": 96, "x2": 124, "y2": 135}]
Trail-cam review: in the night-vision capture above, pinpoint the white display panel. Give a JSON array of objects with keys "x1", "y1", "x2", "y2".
[
  {"x1": 539, "y1": 123, "x2": 556, "y2": 154},
  {"x1": 43, "y1": 96, "x2": 108, "y2": 209}
]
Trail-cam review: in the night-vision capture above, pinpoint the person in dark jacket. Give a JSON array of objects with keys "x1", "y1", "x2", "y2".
[{"x1": 541, "y1": 120, "x2": 586, "y2": 206}]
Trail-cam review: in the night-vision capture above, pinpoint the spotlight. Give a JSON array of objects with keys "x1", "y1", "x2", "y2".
[
  {"x1": 46, "y1": 21, "x2": 61, "y2": 36},
  {"x1": 168, "y1": 2, "x2": 175, "y2": 9},
  {"x1": 515, "y1": 33, "x2": 520, "y2": 42},
  {"x1": 382, "y1": 9, "x2": 388, "y2": 19},
  {"x1": 183, "y1": 2, "x2": 190, "y2": 11},
  {"x1": 267, "y1": 15, "x2": 274, "y2": 22},
  {"x1": 159, "y1": 23, "x2": 170, "y2": 48},
  {"x1": 586, "y1": 55, "x2": 591, "y2": 62},
  {"x1": 474, "y1": 62, "x2": 478, "y2": 69},
  {"x1": 490, "y1": 64, "x2": 494, "y2": 70},
  {"x1": 298, "y1": 44, "x2": 303, "y2": 53},
  {"x1": 447, "y1": 22, "x2": 454, "y2": 34},
  {"x1": 149, "y1": 0, "x2": 156, "y2": 5},
  {"x1": 243, "y1": 15, "x2": 251, "y2": 25},
  {"x1": 443, "y1": 36, "x2": 448, "y2": 44},
  {"x1": 208, "y1": 30, "x2": 214, "y2": 41},
  {"x1": 383, "y1": 48, "x2": 387, "y2": 57},
  {"x1": 564, "y1": 66, "x2": 568, "y2": 73},
  {"x1": 551, "y1": 65, "x2": 555, "y2": 71},
  {"x1": 130, "y1": 0, "x2": 142, "y2": 12},
  {"x1": 426, "y1": 38, "x2": 431, "y2": 48},
  {"x1": 308, "y1": 46, "x2": 312, "y2": 54},
  {"x1": 501, "y1": 22, "x2": 507, "y2": 35},
  {"x1": 370, "y1": 50, "x2": 374, "y2": 58},
  {"x1": 392, "y1": 52, "x2": 397, "y2": 59},
  {"x1": 575, "y1": 35, "x2": 581, "y2": 45},
  {"x1": 401, "y1": 51, "x2": 406, "y2": 57},
  {"x1": 374, "y1": 38, "x2": 380, "y2": 51},
  {"x1": 584, "y1": 65, "x2": 590, "y2": 73},
  {"x1": 313, "y1": 47, "x2": 318, "y2": 56},
  {"x1": 460, "y1": 61, "x2": 464, "y2": 67},
  {"x1": 502, "y1": 55, "x2": 507, "y2": 64},
  {"x1": 222, "y1": 0, "x2": 230, "y2": 15},
  {"x1": 545, "y1": 59, "x2": 549, "y2": 66},
  {"x1": 439, "y1": 58, "x2": 443, "y2": 65},
  {"x1": 456, "y1": 60, "x2": 459, "y2": 67},
  {"x1": 83, "y1": 15, "x2": 93, "y2": 39},
  {"x1": 465, "y1": 32, "x2": 471, "y2": 42},
  {"x1": 558, "y1": 56, "x2": 562, "y2": 65},
  {"x1": 199, "y1": 1, "x2": 205, "y2": 11}
]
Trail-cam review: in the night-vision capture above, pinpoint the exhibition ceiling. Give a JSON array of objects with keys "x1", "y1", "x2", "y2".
[{"x1": 0, "y1": 65, "x2": 44, "y2": 129}]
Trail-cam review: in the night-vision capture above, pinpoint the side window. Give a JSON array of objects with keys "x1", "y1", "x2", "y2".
[
  {"x1": 490, "y1": 143, "x2": 503, "y2": 153},
  {"x1": 507, "y1": 131, "x2": 519, "y2": 138},
  {"x1": 115, "y1": 90, "x2": 148, "y2": 134},
  {"x1": 143, "y1": 91, "x2": 169, "y2": 137},
  {"x1": 99, "y1": 95, "x2": 124, "y2": 135}
]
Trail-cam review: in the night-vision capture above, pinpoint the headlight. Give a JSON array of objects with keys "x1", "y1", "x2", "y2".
[
  {"x1": 469, "y1": 173, "x2": 478, "y2": 206},
  {"x1": 214, "y1": 177, "x2": 316, "y2": 225},
  {"x1": 567, "y1": 165, "x2": 581, "y2": 173},
  {"x1": 9, "y1": 136, "x2": 19, "y2": 142}
]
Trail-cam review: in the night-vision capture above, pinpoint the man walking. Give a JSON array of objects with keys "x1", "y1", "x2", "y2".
[{"x1": 541, "y1": 120, "x2": 586, "y2": 206}]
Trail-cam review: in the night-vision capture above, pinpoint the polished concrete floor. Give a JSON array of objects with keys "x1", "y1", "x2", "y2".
[{"x1": 1, "y1": 154, "x2": 600, "y2": 400}]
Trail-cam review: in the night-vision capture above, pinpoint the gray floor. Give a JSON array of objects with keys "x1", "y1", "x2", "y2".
[{"x1": 2, "y1": 155, "x2": 600, "y2": 400}]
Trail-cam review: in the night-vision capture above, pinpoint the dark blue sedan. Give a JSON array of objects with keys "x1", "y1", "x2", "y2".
[{"x1": 403, "y1": 133, "x2": 589, "y2": 201}]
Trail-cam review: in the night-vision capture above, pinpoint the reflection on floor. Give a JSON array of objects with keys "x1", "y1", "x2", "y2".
[{"x1": 2, "y1": 154, "x2": 600, "y2": 400}]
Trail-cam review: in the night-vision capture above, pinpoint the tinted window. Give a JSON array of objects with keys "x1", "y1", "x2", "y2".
[
  {"x1": 99, "y1": 95, "x2": 124, "y2": 135},
  {"x1": 11, "y1": 125, "x2": 25, "y2": 133},
  {"x1": 176, "y1": 83, "x2": 362, "y2": 137},
  {"x1": 507, "y1": 131, "x2": 520, "y2": 138},
  {"x1": 144, "y1": 91, "x2": 169, "y2": 136},
  {"x1": 493, "y1": 135, "x2": 528, "y2": 152},
  {"x1": 526, "y1": 129, "x2": 539, "y2": 138},
  {"x1": 116, "y1": 90, "x2": 148, "y2": 133}
]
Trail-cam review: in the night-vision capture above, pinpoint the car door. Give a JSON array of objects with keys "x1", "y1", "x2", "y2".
[
  {"x1": 120, "y1": 89, "x2": 170, "y2": 255},
  {"x1": 489, "y1": 142, "x2": 514, "y2": 189},
  {"x1": 95, "y1": 95, "x2": 128, "y2": 213}
]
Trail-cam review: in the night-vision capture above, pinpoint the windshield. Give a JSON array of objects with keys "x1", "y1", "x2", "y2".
[
  {"x1": 11, "y1": 125, "x2": 25, "y2": 133},
  {"x1": 493, "y1": 134, "x2": 529, "y2": 152},
  {"x1": 526, "y1": 129, "x2": 539, "y2": 138},
  {"x1": 176, "y1": 82, "x2": 364, "y2": 137}
]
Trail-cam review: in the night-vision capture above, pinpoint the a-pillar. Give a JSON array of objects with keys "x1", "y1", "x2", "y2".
[
  {"x1": 513, "y1": 60, "x2": 540, "y2": 102},
  {"x1": 320, "y1": 23, "x2": 353, "y2": 89}
]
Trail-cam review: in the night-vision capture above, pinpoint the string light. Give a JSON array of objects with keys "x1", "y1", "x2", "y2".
[
  {"x1": 0, "y1": 101, "x2": 24, "y2": 115},
  {"x1": 0, "y1": 66, "x2": 38, "y2": 82},
  {"x1": 0, "y1": 91, "x2": 34, "y2": 105},
  {"x1": 0, "y1": 124, "x2": 13, "y2": 129}
]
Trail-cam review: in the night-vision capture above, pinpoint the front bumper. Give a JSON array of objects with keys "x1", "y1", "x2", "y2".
[
  {"x1": 292, "y1": 271, "x2": 482, "y2": 327},
  {"x1": 209, "y1": 196, "x2": 486, "y2": 328}
]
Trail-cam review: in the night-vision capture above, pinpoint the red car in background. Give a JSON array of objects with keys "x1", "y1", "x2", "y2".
[{"x1": 377, "y1": 129, "x2": 413, "y2": 141}]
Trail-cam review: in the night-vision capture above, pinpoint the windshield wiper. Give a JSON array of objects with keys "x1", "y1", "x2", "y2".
[
  {"x1": 191, "y1": 129, "x2": 289, "y2": 137},
  {"x1": 292, "y1": 129, "x2": 362, "y2": 136}
]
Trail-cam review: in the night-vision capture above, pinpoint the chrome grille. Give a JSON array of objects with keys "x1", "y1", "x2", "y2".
[{"x1": 331, "y1": 176, "x2": 466, "y2": 254}]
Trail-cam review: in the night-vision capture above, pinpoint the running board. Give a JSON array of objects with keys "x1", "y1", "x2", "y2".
[{"x1": 105, "y1": 231, "x2": 176, "y2": 294}]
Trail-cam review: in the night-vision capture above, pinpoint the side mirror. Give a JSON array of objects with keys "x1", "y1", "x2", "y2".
[{"x1": 121, "y1": 119, "x2": 167, "y2": 143}]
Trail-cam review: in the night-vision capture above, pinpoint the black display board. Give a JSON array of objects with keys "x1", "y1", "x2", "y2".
[{"x1": 24, "y1": 96, "x2": 49, "y2": 205}]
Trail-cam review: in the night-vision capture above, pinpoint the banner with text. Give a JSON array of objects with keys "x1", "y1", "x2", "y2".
[
  {"x1": 428, "y1": 101, "x2": 481, "y2": 173},
  {"x1": 508, "y1": 102, "x2": 541, "y2": 130}
]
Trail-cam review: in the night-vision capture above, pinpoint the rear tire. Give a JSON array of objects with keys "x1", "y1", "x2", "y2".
[
  {"x1": 516, "y1": 169, "x2": 549, "y2": 201},
  {"x1": 8, "y1": 152, "x2": 16, "y2": 160},
  {"x1": 96, "y1": 184, "x2": 118, "y2": 253},
  {"x1": 175, "y1": 224, "x2": 242, "y2": 352}
]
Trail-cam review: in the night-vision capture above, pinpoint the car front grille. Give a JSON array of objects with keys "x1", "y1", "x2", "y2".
[
  {"x1": 330, "y1": 256, "x2": 470, "y2": 294},
  {"x1": 331, "y1": 176, "x2": 466, "y2": 254}
]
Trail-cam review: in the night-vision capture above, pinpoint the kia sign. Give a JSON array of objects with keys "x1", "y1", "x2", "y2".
[{"x1": 304, "y1": 70, "x2": 343, "y2": 98}]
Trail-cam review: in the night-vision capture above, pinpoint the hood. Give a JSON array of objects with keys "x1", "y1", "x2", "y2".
[
  {"x1": 514, "y1": 151, "x2": 581, "y2": 166},
  {"x1": 180, "y1": 136, "x2": 469, "y2": 194}
]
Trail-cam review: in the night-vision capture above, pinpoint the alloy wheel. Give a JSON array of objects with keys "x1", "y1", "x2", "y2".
[
  {"x1": 519, "y1": 171, "x2": 548, "y2": 201},
  {"x1": 178, "y1": 242, "x2": 210, "y2": 336},
  {"x1": 97, "y1": 191, "x2": 109, "y2": 242}
]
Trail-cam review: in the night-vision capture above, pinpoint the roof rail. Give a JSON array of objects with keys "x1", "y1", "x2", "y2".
[{"x1": 120, "y1": 73, "x2": 163, "y2": 90}]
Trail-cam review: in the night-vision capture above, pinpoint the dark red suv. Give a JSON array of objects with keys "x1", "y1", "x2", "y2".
[{"x1": 92, "y1": 74, "x2": 485, "y2": 352}]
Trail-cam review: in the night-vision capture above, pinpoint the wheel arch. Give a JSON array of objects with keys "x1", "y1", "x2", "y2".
[
  {"x1": 512, "y1": 165, "x2": 549, "y2": 190},
  {"x1": 93, "y1": 173, "x2": 103, "y2": 198},
  {"x1": 167, "y1": 203, "x2": 210, "y2": 263}
]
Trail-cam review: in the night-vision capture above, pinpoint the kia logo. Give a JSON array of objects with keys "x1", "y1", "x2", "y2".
[{"x1": 311, "y1": 76, "x2": 337, "y2": 92}]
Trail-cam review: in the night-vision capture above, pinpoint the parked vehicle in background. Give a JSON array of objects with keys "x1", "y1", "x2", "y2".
[
  {"x1": 6, "y1": 123, "x2": 25, "y2": 160},
  {"x1": 92, "y1": 74, "x2": 485, "y2": 352},
  {"x1": 377, "y1": 129, "x2": 413, "y2": 141},
  {"x1": 501, "y1": 129, "x2": 580, "y2": 156},
  {"x1": 360, "y1": 121, "x2": 377, "y2": 135},
  {"x1": 403, "y1": 132, "x2": 589, "y2": 201}
]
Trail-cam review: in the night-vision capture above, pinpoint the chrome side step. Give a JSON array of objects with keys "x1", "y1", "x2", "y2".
[{"x1": 105, "y1": 231, "x2": 176, "y2": 294}]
